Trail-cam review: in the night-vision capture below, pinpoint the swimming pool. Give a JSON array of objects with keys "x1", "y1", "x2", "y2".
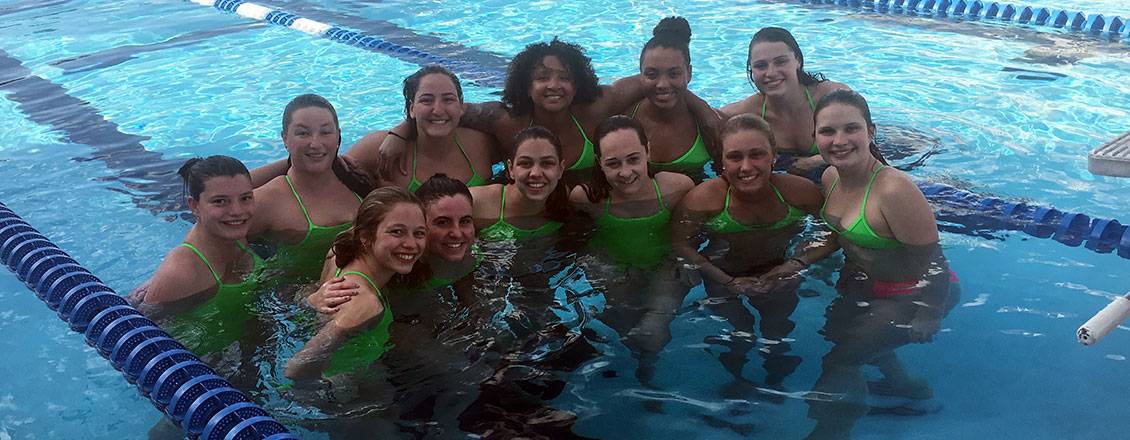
[{"x1": 2, "y1": 0, "x2": 1129, "y2": 438}]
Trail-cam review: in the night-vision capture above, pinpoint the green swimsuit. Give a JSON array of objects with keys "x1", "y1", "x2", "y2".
[
  {"x1": 529, "y1": 114, "x2": 595, "y2": 172},
  {"x1": 589, "y1": 179, "x2": 673, "y2": 270},
  {"x1": 164, "y1": 242, "x2": 262, "y2": 355},
  {"x1": 478, "y1": 186, "x2": 563, "y2": 241},
  {"x1": 820, "y1": 165, "x2": 903, "y2": 250},
  {"x1": 271, "y1": 175, "x2": 362, "y2": 281},
  {"x1": 761, "y1": 87, "x2": 820, "y2": 155},
  {"x1": 322, "y1": 268, "x2": 393, "y2": 377},
  {"x1": 631, "y1": 101, "x2": 711, "y2": 172},
  {"x1": 406, "y1": 136, "x2": 488, "y2": 192},
  {"x1": 704, "y1": 183, "x2": 807, "y2": 233}
]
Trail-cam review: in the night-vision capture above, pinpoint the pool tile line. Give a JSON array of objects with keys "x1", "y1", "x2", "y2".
[
  {"x1": 798, "y1": 0, "x2": 1129, "y2": 42},
  {"x1": 186, "y1": 0, "x2": 507, "y2": 87},
  {"x1": 0, "y1": 203, "x2": 299, "y2": 440}
]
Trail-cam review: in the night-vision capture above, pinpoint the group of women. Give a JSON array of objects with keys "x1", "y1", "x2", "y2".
[{"x1": 127, "y1": 16, "x2": 958, "y2": 440}]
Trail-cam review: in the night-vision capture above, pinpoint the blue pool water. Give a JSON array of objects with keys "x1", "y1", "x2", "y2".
[{"x1": 2, "y1": 0, "x2": 1129, "y2": 438}]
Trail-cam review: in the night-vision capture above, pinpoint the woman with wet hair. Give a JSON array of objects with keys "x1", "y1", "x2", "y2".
[
  {"x1": 128, "y1": 155, "x2": 261, "y2": 356},
  {"x1": 720, "y1": 27, "x2": 849, "y2": 176},
  {"x1": 347, "y1": 66, "x2": 498, "y2": 191},
  {"x1": 309, "y1": 173, "x2": 480, "y2": 313},
  {"x1": 570, "y1": 115, "x2": 694, "y2": 387},
  {"x1": 672, "y1": 114, "x2": 832, "y2": 398},
  {"x1": 378, "y1": 37, "x2": 717, "y2": 185},
  {"x1": 470, "y1": 126, "x2": 573, "y2": 241},
  {"x1": 622, "y1": 16, "x2": 722, "y2": 181},
  {"x1": 248, "y1": 94, "x2": 371, "y2": 281},
  {"x1": 283, "y1": 187, "x2": 426, "y2": 380},
  {"x1": 805, "y1": 89, "x2": 959, "y2": 440}
]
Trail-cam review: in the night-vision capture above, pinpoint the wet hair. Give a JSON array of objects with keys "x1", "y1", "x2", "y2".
[
  {"x1": 502, "y1": 38, "x2": 602, "y2": 116},
  {"x1": 720, "y1": 113, "x2": 779, "y2": 155},
  {"x1": 640, "y1": 16, "x2": 691, "y2": 67},
  {"x1": 403, "y1": 65, "x2": 464, "y2": 138},
  {"x1": 416, "y1": 173, "x2": 473, "y2": 209},
  {"x1": 177, "y1": 155, "x2": 250, "y2": 200},
  {"x1": 813, "y1": 89, "x2": 889, "y2": 165},
  {"x1": 580, "y1": 115, "x2": 653, "y2": 203},
  {"x1": 746, "y1": 27, "x2": 828, "y2": 89},
  {"x1": 280, "y1": 93, "x2": 375, "y2": 196},
  {"x1": 332, "y1": 187, "x2": 424, "y2": 269},
  {"x1": 508, "y1": 126, "x2": 573, "y2": 222}
]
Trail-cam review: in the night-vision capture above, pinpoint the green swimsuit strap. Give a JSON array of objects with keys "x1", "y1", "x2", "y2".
[
  {"x1": 631, "y1": 100, "x2": 643, "y2": 117},
  {"x1": 180, "y1": 243, "x2": 222, "y2": 285},
  {"x1": 454, "y1": 136, "x2": 487, "y2": 186},
  {"x1": 604, "y1": 178, "x2": 664, "y2": 216},
  {"x1": 498, "y1": 185, "x2": 508, "y2": 222},
  {"x1": 285, "y1": 175, "x2": 315, "y2": 230},
  {"x1": 761, "y1": 89, "x2": 821, "y2": 155}
]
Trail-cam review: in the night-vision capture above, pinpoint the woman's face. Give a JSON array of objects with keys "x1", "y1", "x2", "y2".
[
  {"x1": 721, "y1": 128, "x2": 776, "y2": 194},
  {"x1": 748, "y1": 41, "x2": 800, "y2": 97},
  {"x1": 424, "y1": 195, "x2": 475, "y2": 262},
  {"x1": 598, "y1": 128, "x2": 650, "y2": 196},
  {"x1": 528, "y1": 55, "x2": 576, "y2": 114},
  {"x1": 507, "y1": 138, "x2": 563, "y2": 202},
  {"x1": 640, "y1": 46, "x2": 690, "y2": 110},
  {"x1": 814, "y1": 102, "x2": 876, "y2": 169},
  {"x1": 368, "y1": 202, "x2": 426, "y2": 275},
  {"x1": 409, "y1": 73, "x2": 464, "y2": 139},
  {"x1": 188, "y1": 175, "x2": 255, "y2": 241},
  {"x1": 282, "y1": 106, "x2": 339, "y2": 173}
]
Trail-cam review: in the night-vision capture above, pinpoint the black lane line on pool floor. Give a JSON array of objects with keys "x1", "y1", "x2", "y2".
[{"x1": 0, "y1": 48, "x2": 188, "y2": 218}]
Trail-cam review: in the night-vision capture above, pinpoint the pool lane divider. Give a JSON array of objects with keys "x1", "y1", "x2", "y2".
[
  {"x1": 915, "y1": 181, "x2": 1130, "y2": 259},
  {"x1": 0, "y1": 202, "x2": 298, "y2": 440},
  {"x1": 187, "y1": 0, "x2": 507, "y2": 87},
  {"x1": 798, "y1": 0, "x2": 1129, "y2": 42}
]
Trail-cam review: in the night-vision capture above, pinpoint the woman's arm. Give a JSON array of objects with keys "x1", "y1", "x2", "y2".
[
  {"x1": 249, "y1": 159, "x2": 288, "y2": 188},
  {"x1": 284, "y1": 294, "x2": 383, "y2": 379},
  {"x1": 880, "y1": 172, "x2": 951, "y2": 342},
  {"x1": 670, "y1": 184, "x2": 732, "y2": 286}
]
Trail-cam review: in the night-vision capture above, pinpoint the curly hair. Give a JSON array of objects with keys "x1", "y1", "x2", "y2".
[{"x1": 502, "y1": 38, "x2": 602, "y2": 116}]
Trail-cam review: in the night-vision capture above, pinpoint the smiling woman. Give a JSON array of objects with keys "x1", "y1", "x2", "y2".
[
  {"x1": 127, "y1": 155, "x2": 262, "y2": 356},
  {"x1": 283, "y1": 187, "x2": 426, "y2": 381},
  {"x1": 248, "y1": 94, "x2": 368, "y2": 281},
  {"x1": 470, "y1": 126, "x2": 572, "y2": 241}
]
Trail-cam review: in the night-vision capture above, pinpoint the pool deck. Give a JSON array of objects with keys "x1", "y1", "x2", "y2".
[{"x1": 1089, "y1": 130, "x2": 1130, "y2": 178}]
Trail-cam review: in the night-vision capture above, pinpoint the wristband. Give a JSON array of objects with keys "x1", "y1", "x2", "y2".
[
  {"x1": 789, "y1": 257, "x2": 809, "y2": 268},
  {"x1": 388, "y1": 130, "x2": 407, "y2": 141}
]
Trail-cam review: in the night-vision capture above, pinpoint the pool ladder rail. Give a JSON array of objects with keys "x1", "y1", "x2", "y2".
[
  {"x1": 1078, "y1": 292, "x2": 1130, "y2": 345},
  {"x1": 1089, "y1": 130, "x2": 1130, "y2": 178},
  {"x1": 0, "y1": 203, "x2": 298, "y2": 440}
]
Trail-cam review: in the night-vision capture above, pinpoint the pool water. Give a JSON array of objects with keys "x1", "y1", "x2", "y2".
[{"x1": 2, "y1": 0, "x2": 1129, "y2": 438}]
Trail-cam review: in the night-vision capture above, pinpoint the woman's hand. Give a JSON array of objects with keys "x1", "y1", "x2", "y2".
[
  {"x1": 308, "y1": 276, "x2": 359, "y2": 313},
  {"x1": 725, "y1": 276, "x2": 771, "y2": 296},
  {"x1": 786, "y1": 155, "x2": 826, "y2": 176},
  {"x1": 908, "y1": 311, "x2": 941, "y2": 343},
  {"x1": 377, "y1": 131, "x2": 410, "y2": 180}
]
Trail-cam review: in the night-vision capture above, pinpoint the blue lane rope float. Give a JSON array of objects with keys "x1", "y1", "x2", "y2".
[
  {"x1": 797, "y1": 0, "x2": 1129, "y2": 43},
  {"x1": 916, "y1": 181, "x2": 1130, "y2": 259},
  {"x1": 0, "y1": 202, "x2": 298, "y2": 440},
  {"x1": 185, "y1": 0, "x2": 507, "y2": 87}
]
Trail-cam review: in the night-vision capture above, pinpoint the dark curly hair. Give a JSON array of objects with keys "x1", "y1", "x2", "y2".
[{"x1": 502, "y1": 38, "x2": 602, "y2": 116}]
